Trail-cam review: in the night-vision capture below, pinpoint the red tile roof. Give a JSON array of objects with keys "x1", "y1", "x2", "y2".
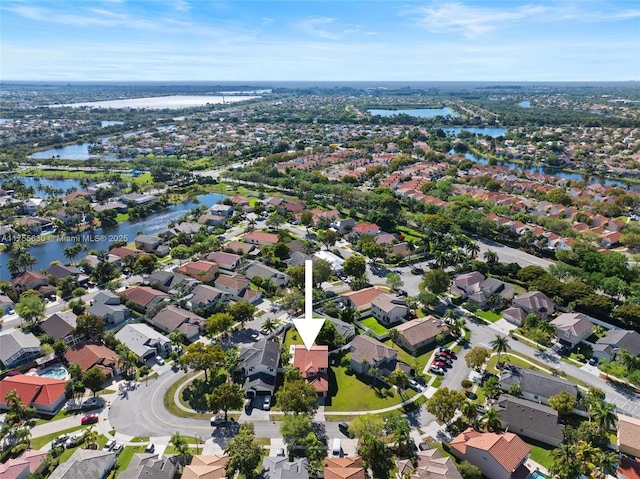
[
  {"x1": 122, "y1": 285, "x2": 168, "y2": 307},
  {"x1": 0, "y1": 374, "x2": 67, "y2": 407},
  {"x1": 293, "y1": 345, "x2": 329, "y2": 393},
  {"x1": 64, "y1": 343, "x2": 118, "y2": 373},
  {"x1": 450, "y1": 428, "x2": 530, "y2": 474},
  {"x1": 341, "y1": 287, "x2": 386, "y2": 310}
]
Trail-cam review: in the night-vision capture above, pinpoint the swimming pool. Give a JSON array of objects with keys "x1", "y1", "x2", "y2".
[
  {"x1": 528, "y1": 470, "x2": 548, "y2": 479},
  {"x1": 37, "y1": 366, "x2": 69, "y2": 380}
]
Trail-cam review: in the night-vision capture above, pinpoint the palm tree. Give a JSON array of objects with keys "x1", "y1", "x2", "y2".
[
  {"x1": 481, "y1": 407, "x2": 501, "y2": 432},
  {"x1": 589, "y1": 400, "x2": 616, "y2": 433},
  {"x1": 617, "y1": 349, "x2": 638, "y2": 371},
  {"x1": 451, "y1": 318, "x2": 466, "y2": 338},
  {"x1": 388, "y1": 328, "x2": 400, "y2": 344},
  {"x1": 593, "y1": 450, "x2": 618, "y2": 479},
  {"x1": 460, "y1": 401, "x2": 478, "y2": 428},
  {"x1": 261, "y1": 317, "x2": 278, "y2": 335},
  {"x1": 85, "y1": 426, "x2": 99, "y2": 449},
  {"x1": 490, "y1": 335, "x2": 510, "y2": 366},
  {"x1": 466, "y1": 242, "x2": 480, "y2": 259},
  {"x1": 483, "y1": 249, "x2": 499, "y2": 264}
]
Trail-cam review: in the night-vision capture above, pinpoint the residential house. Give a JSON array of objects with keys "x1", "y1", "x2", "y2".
[
  {"x1": 40, "y1": 311, "x2": 79, "y2": 345},
  {"x1": 239, "y1": 338, "x2": 281, "y2": 397},
  {"x1": 109, "y1": 246, "x2": 143, "y2": 263},
  {"x1": 511, "y1": 291, "x2": 555, "y2": 319},
  {"x1": 550, "y1": 313, "x2": 594, "y2": 348},
  {"x1": 48, "y1": 449, "x2": 116, "y2": 479},
  {"x1": 115, "y1": 323, "x2": 171, "y2": 362},
  {"x1": 292, "y1": 345, "x2": 329, "y2": 397},
  {"x1": 188, "y1": 284, "x2": 229, "y2": 312},
  {"x1": 118, "y1": 454, "x2": 178, "y2": 479},
  {"x1": 450, "y1": 428, "x2": 531, "y2": 479},
  {"x1": 88, "y1": 290, "x2": 128, "y2": 325},
  {"x1": 210, "y1": 204, "x2": 234, "y2": 217},
  {"x1": 178, "y1": 260, "x2": 219, "y2": 282},
  {"x1": 225, "y1": 240, "x2": 257, "y2": 255},
  {"x1": 350, "y1": 335, "x2": 397, "y2": 377},
  {"x1": 83, "y1": 253, "x2": 122, "y2": 271},
  {"x1": 394, "y1": 317, "x2": 450, "y2": 355},
  {"x1": 261, "y1": 457, "x2": 309, "y2": 479},
  {"x1": 335, "y1": 218, "x2": 356, "y2": 234},
  {"x1": 324, "y1": 457, "x2": 366, "y2": 479},
  {"x1": 64, "y1": 343, "x2": 120, "y2": 378},
  {"x1": 134, "y1": 234, "x2": 169, "y2": 257},
  {"x1": 618, "y1": 414, "x2": 640, "y2": 458},
  {"x1": 214, "y1": 274, "x2": 261, "y2": 303},
  {"x1": 0, "y1": 449, "x2": 47, "y2": 479},
  {"x1": 0, "y1": 330, "x2": 41, "y2": 369},
  {"x1": 46, "y1": 264, "x2": 90, "y2": 286},
  {"x1": 242, "y1": 230, "x2": 279, "y2": 246},
  {"x1": 10, "y1": 270, "x2": 50, "y2": 295},
  {"x1": 496, "y1": 394, "x2": 564, "y2": 446},
  {"x1": 593, "y1": 329, "x2": 640, "y2": 361},
  {"x1": 326, "y1": 316, "x2": 356, "y2": 343},
  {"x1": 198, "y1": 214, "x2": 226, "y2": 226},
  {"x1": 146, "y1": 271, "x2": 199, "y2": 295},
  {"x1": 313, "y1": 250, "x2": 345, "y2": 273},
  {"x1": 451, "y1": 272, "x2": 485, "y2": 298},
  {"x1": 244, "y1": 261, "x2": 289, "y2": 287},
  {"x1": 0, "y1": 293, "x2": 14, "y2": 315},
  {"x1": 340, "y1": 287, "x2": 387, "y2": 312},
  {"x1": 371, "y1": 293, "x2": 409, "y2": 326},
  {"x1": 617, "y1": 456, "x2": 640, "y2": 479},
  {"x1": 120, "y1": 192, "x2": 157, "y2": 205},
  {"x1": 122, "y1": 285, "x2": 169, "y2": 312},
  {"x1": 451, "y1": 272, "x2": 514, "y2": 307},
  {"x1": 206, "y1": 251, "x2": 241, "y2": 271},
  {"x1": 182, "y1": 454, "x2": 229, "y2": 479},
  {"x1": 499, "y1": 367, "x2": 580, "y2": 406},
  {"x1": 351, "y1": 223, "x2": 380, "y2": 237},
  {"x1": 502, "y1": 307, "x2": 528, "y2": 327},
  {"x1": 395, "y1": 449, "x2": 463, "y2": 479},
  {"x1": 163, "y1": 222, "x2": 202, "y2": 239},
  {"x1": 148, "y1": 305, "x2": 205, "y2": 343},
  {"x1": 0, "y1": 374, "x2": 67, "y2": 415},
  {"x1": 22, "y1": 198, "x2": 46, "y2": 215}
]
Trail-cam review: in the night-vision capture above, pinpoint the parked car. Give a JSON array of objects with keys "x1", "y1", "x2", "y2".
[
  {"x1": 418, "y1": 442, "x2": 430, "y2": 451},
  {"x1": 589, "y1": 357, "x2": 599, "y2": 366},
  {"x1": 155, "y1": 356, "x2": 165, "y2": 365},
  {"x1": 263, "y1": 396, "x2": 271, "y2": 410},
  {"x1": 410, "y1": 268, "x2": 424, "y2": 275},
  {"x1": 81, "y1": 397, "x2": 104, "y2": 409},
  {"x1": 52, "y1": 434, "x2": 69, "y2": 448},
  {"x1": 65, "y1": 433, "x2": 83, "y2": 448},
  {"x1": 276, "y1": 448, "x2": 285, "y2": 457},
  {"x1": 432, "y1": 360, "x2": 448, "y2": 369},
  {"x1": 409, "y1": 379, "x2": 422, "y2": 391},
  {"x1": 338, "y1": 422, "x2": 349, "y2": 435},
  {"x1": 112, "y1": 442, "x2": 124, "y2": 455},
  {"x1": 81, "y1": 413, "x2": 99, "y2": 425},
  {"x1": 103, "y1": 439, "x2": 115, "y2": 451},
  {"x1": 144, "y1": 443, "x2": 155, "y2": 453},
  {"x1": 437, "y1": 347, "x2": 453, "y2": 355},
  {"x1": 210, "y1": 415, "x2": 225, "y2": 426},
  {"x1": 429, "y1": 365, "x2": 445, "y2": 375}
]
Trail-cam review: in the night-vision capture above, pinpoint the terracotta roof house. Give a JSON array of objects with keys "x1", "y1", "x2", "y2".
[
  {"x1": 0, "y1": 449, "x2": 47, "y2": 479},
  {"x1": 496, "y1": 394, "x2": 564, "y2": 446},
  {"x1": 115, "y1": 323, "x2": 171, "y2": 361},
  {"x1": 206, "y1": 251, "x2": 242, "y2": 271},
  {"x1": 109, "y1": 246, "x2": 144, "y2": 261},
  {"x1": 40, "y1": 311, "x2": 79, "y2": 344},
  {"x1": 0, "y1": 330, "x2": 41, "y2": 369},
  {"x1": 214, "y1": 274, "x2": 261, "y2": 303},
  {"x1": 146, "y1": 271, "x2": 199, "y2": 295},
  {"x1": 371, "y1": 293, "x2": 409, "y2": 326},
  {"x1": 48, "y1": 449, "x2": 116, "y2": 479},
  {"x1": 177, "y1": 260, "x2": 219, "y2": 282},
  {"x1": 0, "y1": 374, "x2": 67, "y2": 415},
  {"x1": 122, "y1": 286, "x2": 169, "y2": 312},
  {"x1": 450, "y1": 428, "x2": 531, "y2": 479},
  {"x1": 394, "y1": 316, "x2": 450, "y2": 355},
  {"x1": 618, "y1": 414, "x2": 640, "y2": 458},
  {"x1": 617, "y1": 456, "x2": 640, "y2": 479},
  {"x1": 182, "y1": 454, "x2": 229, "y2": 479},
  {"x1": 148, "y1": 305, "x2": 205, "y2": 342},
  {"x1": 352, "y1": 223, "x2": 380, "y2": 236},
  {"x1": 511, "y1": 291, "x2": 555, "y2": 319},
  {"x1": 239, "y1": 339, "x2": 281, "y2": 397},
  {"x1": 242, "y1": 230, "x2": 279, "y2": 245},
  {"x1": 594, "y1": 329, "x2": 640, "y2": 361},
  {"x1": 550, "y1": 313, "x2": 594, "y2": 348},
  {"x1": 10, "y1": 270, "x2": 49, "y2": 294},
  {"x1": 499, "y1": 367, "x2": 579, "y2": 406},
  {"x1": 198, "y1": 214, "x2": 226, "y2": 226},
  {"x1": 324, "y1": 456, "x2": 365, "y2": 479},
  {"x1": 340, "y1": 287, "x2": 387, "y2": 312},
  {"x1": 395, "y1": 448, "x2": 463, "y2": 479},
  {"x1": 64, "y1": 343, "x2": 120, "y2": 378},
  {"x1": 118, "y1": 453, "x2": 178, "y2": 479},
  {"x1": 292, "y1": 345, "x2": 329, "y2": 397},
  {"x1": 350, "y1": 335, "x2": 397, "y2": 377}
]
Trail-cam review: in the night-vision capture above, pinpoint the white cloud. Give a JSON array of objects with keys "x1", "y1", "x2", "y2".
[
  {"x1": 174, "y1": 0, "x2": 190, "y2": 12},
  {"x1": 295, "y1": 17, "x2": 341, "y2": 40}
]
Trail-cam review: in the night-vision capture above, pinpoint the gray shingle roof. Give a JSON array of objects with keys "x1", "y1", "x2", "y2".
[
  {"x1": 240, "y1": 338, "x2": 281, "y2": 370},
  {"x1": 48, "y1": 449, "x2": 115, "y2": 479},
  {"x1": 496, "y1": 394, "x2": 564, "y2": 444},
  {"x1": 499, "y1": 367, "x2": 579, "y2": 400}
]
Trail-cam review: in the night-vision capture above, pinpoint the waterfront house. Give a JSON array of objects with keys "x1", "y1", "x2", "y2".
[
  {"x1": 46, "y1": 263, "x2": 90, "y2": 286},
  {"x1": 11, "y1": 270, "x2": 50, "y2": 295},
  {"x1": 134, "y1": 234, "x2": 169, "y2": 256}
]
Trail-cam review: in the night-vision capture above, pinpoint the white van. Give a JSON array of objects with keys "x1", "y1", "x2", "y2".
[{"x1": 331, "y1": 438, "x2": 341, "y2": 458}]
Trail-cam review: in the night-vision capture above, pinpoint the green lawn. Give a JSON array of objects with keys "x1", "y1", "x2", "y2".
[
  {"x1": 115, "y1": 213, "x2": 129, "y2": 222},
  {"x1": 475, "y1": 310, "x2": 502, "y2": 322},
  {"x1": 35, "y1": 408, "x2": 82, "y2": 425},
  {"x1": 383, "y1": 339, "x2": 433, "y2": 373},
  {"x1": 32, "y1": 425, "x2": 86, "y2": 450},
  {"x1": 359, "y1": 317, "x2": 389, "y2": 335},
  {"x1": 522, "y1": 437, "x2": 554, "y2": 469},
  {"x1": 324, "y1": 365, "x2": 415, "y2": 411},
  {"x1": 114, "y1": 445, "x2": 148, "y2": 477},
  {"x1": 486, "y1": 353, "x2": 586, "y2": 387},
  {"x1": 283, "y1": 327, "x2": 304, "y2": 349}
]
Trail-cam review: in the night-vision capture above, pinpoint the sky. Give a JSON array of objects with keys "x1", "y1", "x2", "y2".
[{"x1": 1, "y1": 0, "x2": 639, "y2": 82}]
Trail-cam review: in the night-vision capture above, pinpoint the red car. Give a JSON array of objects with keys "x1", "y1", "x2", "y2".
[
  {"x1": 81, "y1": 414, "x2": 99, "y2": 425},
  {"x1": 438, "y1": 352, "x2": 452, "y2": 360},
  {"x1": 432, "y1": 360, "x2": 448, "y2": 369}
]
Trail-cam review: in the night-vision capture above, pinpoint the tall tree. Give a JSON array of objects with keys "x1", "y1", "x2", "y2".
[
  {"x1": 481, "y1": 407, "x2": 501, "y2": 432},
  {"x1": 426, "y1": 388, "x2": 465, "y2": 424},
  {"x1": 280, "y1": 413, "x2": 313, "y2": 455},
  {"x1": 83, "y1": 367, "x2": 107, "y2": 397},
  {"x1": 208, "y1": 382, "x2": 244, "y2": 422},
  {"x1": 179, "y1": 343, "x2": 225, "y2": 382},
  {"x1": 549, "y1": 390, "x2": 577, "y2": 418},
  {"x1": 15, "y1": 290, "x2": 45, "y2": 326},
  {"x1": 419, "y1": 269, "x2": 450, "y2": 295},
  {"x1": 225, "y1": 423, "x2": 263, "y2": 479},
  {"x1": 490, "y1": 335, "x2": 510, "y2": 365},
  {"x1": 170, "y1": 432, "x2": 191, "y2": 466},
  {"x1": 275, "y1": 378, "x2": 319, "y2": 416}
]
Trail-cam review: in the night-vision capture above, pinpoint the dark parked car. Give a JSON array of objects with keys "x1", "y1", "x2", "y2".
[
  {"x1": 410, "y1": 268, "x2": 424, "y2": 275},
  {"x1": 418, "y1": 442, "x2": 430, "y2": 451},
  {"x1": 589, "y1": 357, "x2": 599, "y2": 366},
  {"x1": 338, "y1": 422, "x2": 349, "y2": 435}
]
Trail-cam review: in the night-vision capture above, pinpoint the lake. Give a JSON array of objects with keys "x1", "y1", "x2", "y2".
[
  {"x1": 368, "y1": 107, "x2": 459, "y2": 118},
  {"x1": 443, "y1": 127, "x2": 506, "y2": 138},
  {"x1": 519, "y1": 101, "x2": 531, "y2": 108},
  {"x1": 0, "y1": 192, "x2": 226, "y2": 279},
  {"x1": 53, "y1": 95, "x2": 260, "y2": 110},
  {"x1": 101, "y1": 121, "x2": 124, "y2": 128}
]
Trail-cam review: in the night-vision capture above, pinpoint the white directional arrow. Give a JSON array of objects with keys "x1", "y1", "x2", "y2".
[{"x1": 292, "y1": 260, "x2": 325, "y2": 351}]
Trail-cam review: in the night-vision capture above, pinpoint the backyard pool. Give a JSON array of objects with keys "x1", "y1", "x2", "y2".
[
  {"x1": 37, "y1": 366, "x2": 69, "y2": 380},
  {"x1": 528, "y1": 470, "x2": 548, "y2": 479}
]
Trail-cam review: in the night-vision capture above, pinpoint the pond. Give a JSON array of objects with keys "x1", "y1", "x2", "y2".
[
  {"x1": 443, "y1": 127, "x2": 507, "y2": 138},
  {"x1": 368, "y1": 107, "x2": 459, "y2": 118}
]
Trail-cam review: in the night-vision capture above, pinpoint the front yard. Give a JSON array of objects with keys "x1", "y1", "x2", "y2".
[{"x1": 475, "y1": 310, "x2": 502, "y2": 323}]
